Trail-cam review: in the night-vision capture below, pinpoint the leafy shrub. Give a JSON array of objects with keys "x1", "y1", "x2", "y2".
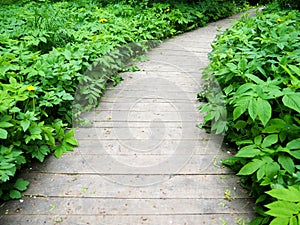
[
  {"x1": 0, "y1": 0, "x2": 248, "y2": 200},
  {"x1": 277, "y1": 0, "x2": 300, "y2": 10},
  {"x1": 199, "y1": 9, "x2": 300, "y2": 224}
]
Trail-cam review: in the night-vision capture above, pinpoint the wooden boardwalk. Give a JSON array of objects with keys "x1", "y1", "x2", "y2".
[{"x1": 0, "y1": 12, "x2": 255, "y2": 225}]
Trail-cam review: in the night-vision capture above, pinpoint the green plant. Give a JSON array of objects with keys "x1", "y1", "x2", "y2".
[
  {"x1": 265, "y1": 186, "x2": 300, "y2": 225},
  {"x1": 199, "y1": 8, "x2": 300, "y2": 224}
]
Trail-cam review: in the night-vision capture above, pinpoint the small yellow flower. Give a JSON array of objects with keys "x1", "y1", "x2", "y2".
[
  {"x1": 27, "y1": 85, "x2": 35, "y2": 91},
  {"x1": 277, "y1": 18, "x2": 282, "y2": 22},
  {"x1": 99, "y1": 18, "x2": 107, "y2": 23},
  {"x1": 164, "y1": 8, "x2": 170, "y2": 13}
]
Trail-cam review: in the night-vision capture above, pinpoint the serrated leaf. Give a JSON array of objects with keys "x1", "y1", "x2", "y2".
[
  {"x1": 257, "y1": 98, "x2": 272, "y2": 126},
  {"x1": 282, "y1": 93, "x2": 300, "y2": 113},
  {"x1": 266, "y1": 186, "x2": 300, "y2": 202},
  {"x1": 278, "y1": 155, "x2": 295, "y2": 174},
  {"x1": 13, "y1": 178, "x2": 30, "y2": 191}
]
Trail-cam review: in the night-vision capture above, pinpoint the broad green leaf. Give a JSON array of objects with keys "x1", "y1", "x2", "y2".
[
  {"x1": 266, "y1": 186, "x2": 300, "y2": 202},
  {"x1": 290, "y1": 150, "x2": 300, "y2": 160},
  {"x1": 287, "y1": 138, "x2": 300, "y2": 150},
  {"x1": 248, "y1": 97, "x2": 257, "y2": 121},
  {"x1": 257, "y1": 166, "x2": 266, "y2": 181},
  {"x1": 266, "y1": 201, "x2": 300, "y2": 217},
  {"x1": 289, "y1": 65, "x2": 300, "y2": 77},
  {"x1": 20, "y1": 120, "x2": 31, "y2": 132},
  {"x1": 237, "y1": 159, "x2": 264, "y2": 175},
  {"x1": 54, "y1": 145, "x2": 67, "y2": 158},
  {"x1": 261, "y1": 134, "x2": 278, "y2": 148},
  {"x1": 257, "y1": 66, "x2": 267, "y2": 77},
  {"x1": 236, "y1": 145, "x2": 261, "y2": 158},
  {"x1": 290, "y1": 216, "x2": 298, "y2": 225},
  {"x1": 13, "y1": 178, "x2": 30, "y2": 191},
  {"x1": 0, "y1": 128, "x2": 8, "y2": 139},
  {"x1": 278, "y1": 155, "x2": 295, "y2": 174},
  {"x1": 269, "y1": 217, "x2": 289, "y2": 225},
  {"x1": 245, "y1": 73, "x2": 265, "y2": 85},
  {"x1": 254, "y1": 135, "x2": 262, "y2": 145},
  {"x1": 265, "y1": 161, "x2": 280, "y2": 178},
  {"x1": 282, "y1": 93, "x2": 300, "y2": 113},
  {"x1": 233, "y1": 120, "x2": 247, "y2": 129},
  {"x1": 9, "y1": 190, "x2": 22, "y2": 199},
  {"x1": 238, "y1": 58, "x2": 247, "y2": 71},
  {"x1": 233, "y1": 105, "x2": 247, "y2": 120},
  {"x1": 257, "y1": 98, "x2": 272, "y2": 126},
  {"x1": 0, "y1": 122, "x2": 13, "y2": 128},
  {"x1": 65, "y1": 137, "x2": 78, "y2": 146}
]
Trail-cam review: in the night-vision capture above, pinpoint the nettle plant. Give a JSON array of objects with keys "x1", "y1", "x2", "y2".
[{"x1": 199, "y1": 9, "x2": 300, "y2": 225}]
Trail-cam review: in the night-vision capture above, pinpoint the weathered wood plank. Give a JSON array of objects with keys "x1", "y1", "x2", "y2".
[
  {"x1": 78, "y1": 111, "x2": 201, "y2": 123},
  {"x1": 29, "y1": 153, "x2": 232, "y2": 175},
  {"x1": 21, "y1": 173, "x2": 248, "y2": 198},
  {"x1": 0, "y1": 214, "x2": 255, "y2": 225},
  {"x1": 1, "y1": 197, "x2": 253, "y2": 215},
  {"x1": 75, "y1": 127, "x2": 206, "y2": 140},
  {"x1": 95, "y1": 99, "x2": 201, "y2": 109}
]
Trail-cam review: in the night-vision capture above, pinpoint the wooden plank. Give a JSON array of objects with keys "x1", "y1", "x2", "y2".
[
  {"x1": 29, "y1": 153, "x2": 233, "y2": 175},
  {"x1": 20, "y1": 173, "x2": 249, "y2": 199},
  {"x1": 85, "y1": 121, "x2": 203, "y2": 128},
  {"x1": 74, "y1": 127, "x2": 204, "y2": 140},
  {"x1": 133, "y1": 61, "x2": 208, "y2": 73},
  {"x1": 94, "y1": 102, "x2": 203, "y2": 111},
  {"x1": 0, "y1": 214, "x2": 255, "y2": 225},
  {"x1": 101, "y1": 90, "x2": 198, "y2": 100},
  {"x1": 1, "y1": 197, "x2": 253, "y2": 215},
  {"x1": 79, "y1": 111, "x2": 201, "y2": 122}
]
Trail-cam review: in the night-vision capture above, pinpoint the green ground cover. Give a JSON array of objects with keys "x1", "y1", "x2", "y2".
[{"x1": 199, "y1": 4, "x2": 300, "y2": 224}]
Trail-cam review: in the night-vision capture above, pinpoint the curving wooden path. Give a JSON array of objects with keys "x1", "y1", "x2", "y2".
[{"x1": 0, "y1": 11, "x2": 256, "y2": 225}]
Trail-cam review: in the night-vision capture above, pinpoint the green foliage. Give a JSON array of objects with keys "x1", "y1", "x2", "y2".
[
  {"x1": 1, "y1": 0, "x2": 248, "y2": 200},
  {"x1": 266, "y1": 186, "x2": 300, "y2": 225},
  {"x1": 199, "y1": 9, "x2": 300, "y2": 224}
]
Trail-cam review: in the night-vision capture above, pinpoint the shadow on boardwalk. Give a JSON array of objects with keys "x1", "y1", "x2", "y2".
[{"x1": 0, "y1": 11, "x2": 257, "y2": 225}]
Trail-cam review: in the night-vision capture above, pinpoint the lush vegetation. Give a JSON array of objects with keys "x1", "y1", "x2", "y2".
[
  {"x1": 199, "y1": 5, "x2": 300, "y2": 225},
  {"x1": 0, "y1": 0, "x2": 248, "y2": 201}
]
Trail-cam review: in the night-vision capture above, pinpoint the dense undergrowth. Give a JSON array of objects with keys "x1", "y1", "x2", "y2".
[
  {"x1": 0, "y1": 0, "x2": 248, "y2": 201},
  {"x1": 199, "y1": 5, "x2": 300, "y2": 225}
]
